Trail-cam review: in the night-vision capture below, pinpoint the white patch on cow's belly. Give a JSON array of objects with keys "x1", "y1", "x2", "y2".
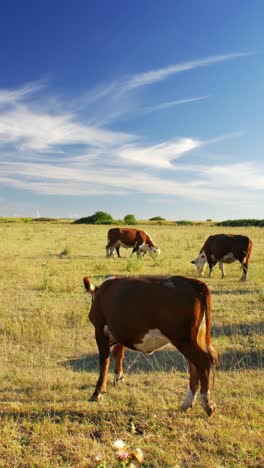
[
  {"x1": 221, "y1": 252, "x2": 236, "y2": 264},
  {"x1": 104, "y1": 325, "x2": 117, "y2": 345},
  {"x1": 113, "y1": 240, "x2": 129, "y2": 249},
  {"x1": 134, "y1": 329, "x2": 170, "y2": 354}
]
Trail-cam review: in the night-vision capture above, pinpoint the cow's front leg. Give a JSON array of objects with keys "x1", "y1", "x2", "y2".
[
  {"x1": 112, "y1": 344, "x2": 125, "y2": 385},
  {"x1": 116, "y1": 246, "x2": 121, "y2": 258},
  {"x1": 92, "y1": 329, "x2": 110, "y2": 401},
  {"x1": 181, "y1": 362, "x2": 199, "y2": 412},
  {"x1": 208, "y1": 262, "x2": 214, "y2": 278}
]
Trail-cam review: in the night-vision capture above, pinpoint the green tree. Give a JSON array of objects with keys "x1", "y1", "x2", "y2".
[{"x1": 124, "y1": 214, "x2": 137, "y2": 225}]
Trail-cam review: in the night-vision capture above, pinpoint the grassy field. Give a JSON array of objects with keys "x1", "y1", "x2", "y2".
[{"x1": 0, "y1": 221, "x2": 263, "y2": 467}]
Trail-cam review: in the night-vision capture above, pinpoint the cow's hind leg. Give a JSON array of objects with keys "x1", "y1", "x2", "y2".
[
  {"x1": 92, "y1": 330, "x2": 110, "y2": 401},
  {"x1": 219, "y1": 261, "x2": 225, "y2": 278},
  {"x1": 181, "y1": 362, "x2": 199, "y2": 412},
  {"x1": 112, "y1": 344, "x2": 125, "y2": 385},
  {"x1": 239, "y1": 258, "x2": 248, "y2": 281},
  {"x1": 198, "y1": 365, "x2": 216, "y2": 416},
  {"x1": 175, "y1": 342, "x2": 216, "y2": 416}
]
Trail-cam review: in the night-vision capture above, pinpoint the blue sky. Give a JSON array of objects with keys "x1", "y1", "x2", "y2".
[{"x1": 0, "y1": 0, "x2": 263, "y2": 220}]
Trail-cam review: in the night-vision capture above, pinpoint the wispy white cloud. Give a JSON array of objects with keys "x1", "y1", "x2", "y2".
[
  {"x1": 123, "y1": 53, "x2": 250, "y2": 91},
  {"x1": 144, "y1": 95, "x2": 209, "y2": 113},
  {"x1": 0, "y1": 104, "x2": 134, "y2": 152},
  {"x1": 71, "y1": 52, "x2": 249, "y2": 125},
  {"x1": 114, "y1": 138, "x2": 202, "y2": 168},
  {"x1": 204, "y1": 162, "x2": 264, "y2": 189},
  {"x1": 0, "y1": 82, "x2": 43, "y2": 106},
  {"x1": 0, "y1": 159, "x2": 260, "y2": 204}
]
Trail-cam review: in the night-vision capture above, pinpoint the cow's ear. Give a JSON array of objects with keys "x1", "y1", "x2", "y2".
[{"x1": 83, "y1": 277, "x2": 96, "y2": 294}]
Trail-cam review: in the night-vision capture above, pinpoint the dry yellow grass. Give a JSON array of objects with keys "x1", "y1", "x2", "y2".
[{"x1": 0, "y1": 221, "x2": 263, "y2": 467}]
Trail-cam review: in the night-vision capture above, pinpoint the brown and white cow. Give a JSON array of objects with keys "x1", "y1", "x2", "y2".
[
  {"x1": 106, "y1": 227, "x2": 160, "y2": 258},
  {"x1": 191, "y1": 234, "x2": 252, "y2": 281},
  {"x1": 83, "y1": 275, "x2": 218, "y2": 416}
]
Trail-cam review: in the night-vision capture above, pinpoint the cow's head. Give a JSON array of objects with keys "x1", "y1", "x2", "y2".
[
  {"x1": 191, "y1": 250, "x2": 207, "y2": 276},
  {"x1": 138, "y1": 243, "x2": 160, "y2": 256}
]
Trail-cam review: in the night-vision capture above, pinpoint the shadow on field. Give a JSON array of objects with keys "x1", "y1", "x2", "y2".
[
  {"x1": 61, "y1": 349, "x2": 188, "y2": 374},
  {"x1": 219, "y1": 349, "x2": 263, "y2": 370},
  {"x1": 60, "y1": 344, "x2": 263, "y2": 375},
  {"x1": 211, "y1": 288, "x2": 256, "y2": 296},
  {"x1": 212, "y1": 321, "x2": 264, "y2": 337}
]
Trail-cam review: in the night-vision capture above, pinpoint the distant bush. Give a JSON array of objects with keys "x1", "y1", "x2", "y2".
[
  {"x1": 32, "y1": 217, "x2": 56, "y2": 222},
  {"x1": 124, "y1": 214, "x2": 137, "y2": 225},
  {"x1": 216, "y1": 219, "x2": 264, "y2": 227},
  {"x1": 176, "y1": 220, "x2": 194, "y2": 226},
  {"x1": 74, "y1": 211, "x2": 114, "y2": 225},
  {"x1": 149, "y1": 216, "x2": 166, "y2": 221}
]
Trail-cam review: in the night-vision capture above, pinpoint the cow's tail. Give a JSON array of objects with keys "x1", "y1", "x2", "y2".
[
  {"x1": 201, "y1": 282, "x2": 218, "y2": 367},
  {"x1": 245, "y1": 238, "x2": 253, "y2": 266}
]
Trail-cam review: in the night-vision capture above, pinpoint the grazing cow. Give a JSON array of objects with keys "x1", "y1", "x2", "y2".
[
  {"x1": 191, "y1": 234, "x2": 252, "y2": 281},
  {"x1": 106, "y1": 227, "x2": 160, "y2": 258},
  {"x1": 83, "y1": 275, "x2": 218, "y2": 416}
]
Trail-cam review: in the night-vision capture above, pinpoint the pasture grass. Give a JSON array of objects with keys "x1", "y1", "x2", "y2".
[{"x1": 0, "y1": 222, "x2": 263, "y2": 467}]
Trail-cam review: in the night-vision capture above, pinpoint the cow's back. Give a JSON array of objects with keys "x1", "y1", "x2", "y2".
[
  {"x1": 93, "y1": 276, "x2": 208, "y2": 346},
  {"x1": 107, "y1": 228, "x2": 138, "y2": 245},
  {"x1": 203, "y1": 234, "x2": 250, "y2": 258}
]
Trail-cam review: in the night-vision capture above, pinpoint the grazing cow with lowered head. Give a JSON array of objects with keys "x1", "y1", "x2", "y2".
[
  {"x1": 83, "y1": 275, "x2": 218, "y2": 416},
  {"x1": 191, "y1": 234, "x2": 252, "y2": 281},
  {"x1": 106, "y1": 227, "x2": 160, "y2": 258}
]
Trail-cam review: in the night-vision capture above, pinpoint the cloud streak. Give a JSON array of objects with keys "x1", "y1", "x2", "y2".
[
  {"x1": 123, "y1": 53, "x2": 250, "y2": 91},
  {"x1": 144, "y1": 95, "x2": 209, "y2": 113},
  {"x1": 0, "y1": 82, "x2": 43, "y2": 106}
]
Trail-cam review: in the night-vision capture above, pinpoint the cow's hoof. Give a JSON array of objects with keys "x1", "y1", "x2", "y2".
[
  {"x1": 113, "y1": 374, "x2": 125, "y2": 386},
  {"x1": 90, "y1": 392, "x2": 104, "y2": 402},
  {"x1": 180, "y1": 403, "x2": 192, "y2": 412},
  {"x1": 206, "y1": 403, "x2": 216, "y2": 417}
]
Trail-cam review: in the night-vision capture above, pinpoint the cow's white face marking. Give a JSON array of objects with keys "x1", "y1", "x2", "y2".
[
  {"x1": 138, "y1": 243, "x2": 160, "y2": 256},
  {"x1": 134, "y1": 329, "x2": 170, "y2": 354},
  {"x1": 221, "y1": 252, "x2": 236, "y2": 264},
  {"x1": 192, "y1": 250, "x2": 207, "y2": 276}
]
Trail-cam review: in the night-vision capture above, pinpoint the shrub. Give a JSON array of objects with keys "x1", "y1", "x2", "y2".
[
  {"x1": 124, "y1": 214, "x2": 137, "y2": 225},
  {"x1": 176, "y1": 220, "x2": 194, "y2": 226},
  {"x1": 216, "y1": 219, "x2": 264, "y2": 227},
  {"x1": 149, "y1": 216, "x2": 166, "y2": 221},
  {"x1": 74, "y1": 211, "x2": 114, "y2": 225}
]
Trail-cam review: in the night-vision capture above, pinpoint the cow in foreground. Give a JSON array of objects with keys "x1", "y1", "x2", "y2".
[
  {"x1": 191, "y1": 234, "x2": 252, "y2": 281},
  {"x1": 83, "y1": 275, "x2": 218, "y2": 416},
  {"x1": 106, "y1": 227, "x2": 160, "y2": 258}
]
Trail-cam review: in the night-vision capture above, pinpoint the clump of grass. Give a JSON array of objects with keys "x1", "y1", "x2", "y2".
[
  {"x1": 125, "y1": 256, "x2": 144, "y2": 273},
  {"x1": 59, "y1": 246, "x2": 71, "y2": 258},
  {"x1": 41, "y1": 263, "x2": 49, "y2": 291},
  {"x1": 258, "y1": 288, "x2": 264, "y2": 302}
]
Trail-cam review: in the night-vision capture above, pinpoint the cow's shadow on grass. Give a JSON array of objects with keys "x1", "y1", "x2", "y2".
[
  {"x1": 212, "y1": 321, "x2": 264, "y2": 337},
  {"x1": 61, "y1": 339, "x2": 263, "y2": 375},
  {"x1": 211, "y1": 288, "x2": 257, "y2": 296}
]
